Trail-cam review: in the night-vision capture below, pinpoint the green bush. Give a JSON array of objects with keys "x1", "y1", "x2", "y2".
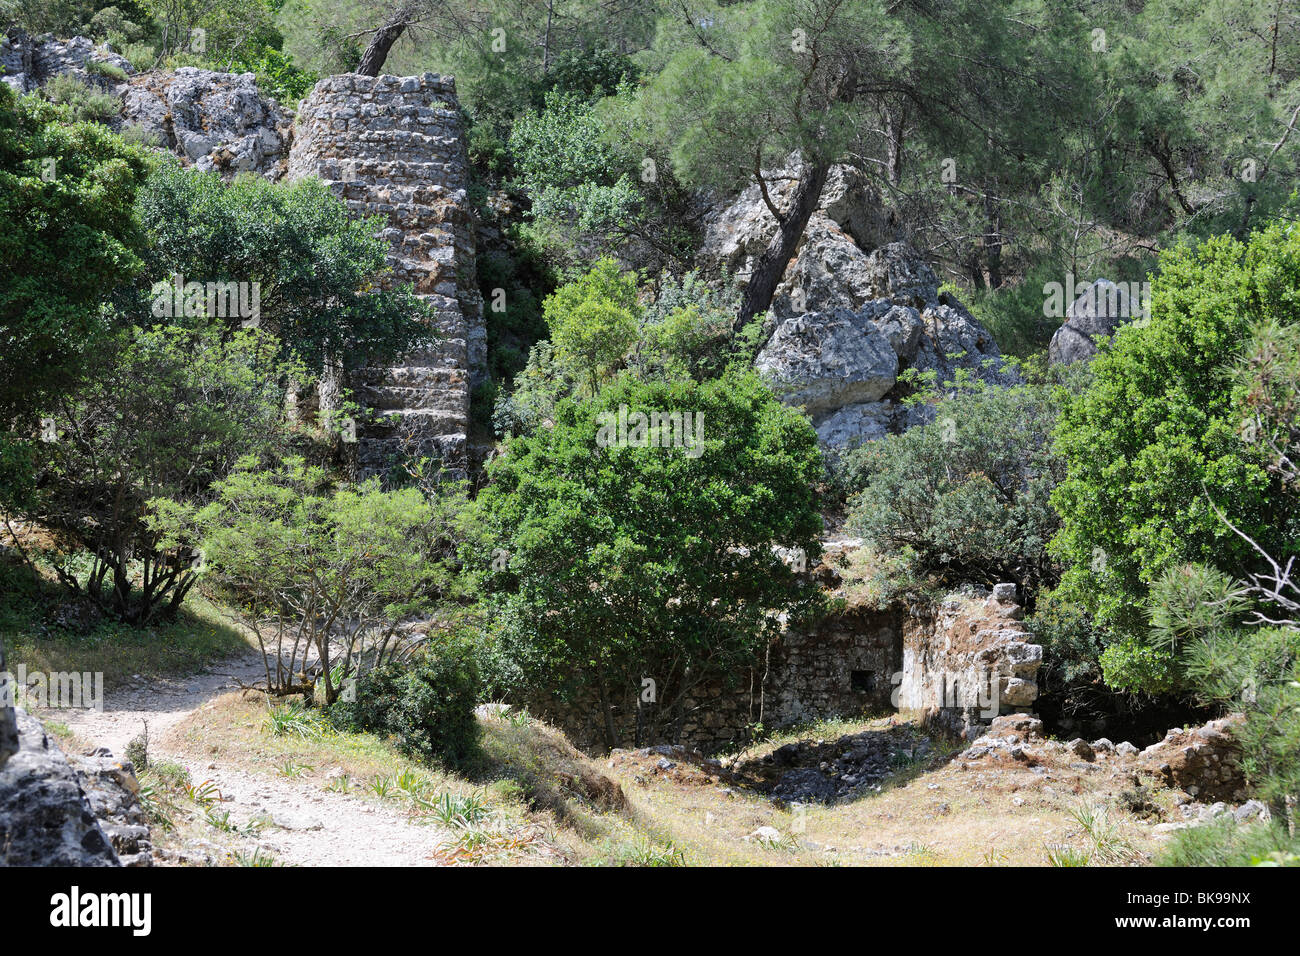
[
  {"x1": 332, "y1": 636, "x2": 483, "y2": 767},
  {"x1": 1051, "y1": 224, "x2": 1300, "y2": 642},
  {"x1": 1157, "y1": 816, "x2": 1300, "y2": 867},
  {"x1": 842, "y1": 381, "x2": 1065, "y2": 597}
]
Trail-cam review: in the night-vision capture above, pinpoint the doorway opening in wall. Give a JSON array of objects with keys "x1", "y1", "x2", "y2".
[{"x1": 850, "y1": 670, "x2": 876, "y2": 693}]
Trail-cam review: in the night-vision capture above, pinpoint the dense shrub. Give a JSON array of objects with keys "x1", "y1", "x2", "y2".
[
  {"x1": 479, "y1": 369, "x2": 824, "y2": 749},
  {"x1": 842, "y1": 382, "x2": 1065, "y2": 597},
  {"x1": 1052, "y1": 225, "x2": 1300, "y2": 643},
  {"x1": 331, "y1": 635, "x2": 482, "y2": 766}
]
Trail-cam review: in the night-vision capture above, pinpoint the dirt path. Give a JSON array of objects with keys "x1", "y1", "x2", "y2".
[{"x1": 47, "y1": 649, "x2": 450, "y2": 866}]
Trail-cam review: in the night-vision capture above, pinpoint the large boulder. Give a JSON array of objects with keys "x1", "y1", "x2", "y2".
[
  {"x1": 754, "y1": 308, "x2": 898, "y2": 418},
  {"x1": 704, "y1": 154, "x2": 1015, "y2": 450},
  {"x1": 121, "y1": 68, "x2": 293, "y2": 178},
  {"x1": 0, "y1": 709, "x2": 120, "y2": 866},
  {"x1": 1048, "y1": 278, "x2": 1135, "y2": 365},
  {"x1": 754, "y1": 240, "x2": 1014, "y2": 449}
]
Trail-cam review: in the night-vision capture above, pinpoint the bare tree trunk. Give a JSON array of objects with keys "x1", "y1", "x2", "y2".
[
  {"x1": 356, "y1": 13, "x2": 410, "y2": 76},
  {"x1": 886, "y1": 104, "x2": 905, "y2": 186},
  {"x1": 736, "y1": 157, "x2": 831, "y2": 330}
]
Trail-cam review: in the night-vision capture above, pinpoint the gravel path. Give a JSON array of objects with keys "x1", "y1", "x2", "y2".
[{"x1": 49, "y1": 650, "x2": 450, "y2": 866}]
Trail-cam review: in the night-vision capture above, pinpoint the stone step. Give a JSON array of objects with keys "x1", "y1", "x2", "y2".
[{"x1": 358, "y1": 382, "x2": 468, "y2": 412}]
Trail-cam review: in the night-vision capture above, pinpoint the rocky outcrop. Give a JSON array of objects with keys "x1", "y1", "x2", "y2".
[
  {"x1": 67, "y1": 750, "x2": 154, "y2": 866},
  {"x1": 121, "y1": 68, "x2": 294, "y2": 178},
  {"x1": 287, "y1": 73, "x2": 484, "y2": 480},
  {"x1": 2, "y1": 33, "x2": 293, "y2": 180},
  {"x1": 0, "y1": 709, "x2": 120, "y2": 866},
  {"x1": 702, "y1": 156, "x2": 1016, "y2": 450},
  {"x1": 898, "y1": 585, "x2": 1043, "y2": 740},
  {"x1": 1048, "y1": 278, "x2": 1134, "y2": 365},
  {"x1": 1, "y1": 32, "x2": 132, "y2": 93}
]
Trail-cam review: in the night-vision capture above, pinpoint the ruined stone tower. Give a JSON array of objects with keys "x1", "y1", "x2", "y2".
[{"x1": 287, "y1": 73, "x2": 485, "y2": 479}]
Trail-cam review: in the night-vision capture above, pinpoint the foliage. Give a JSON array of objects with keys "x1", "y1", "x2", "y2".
[
  {"x1": 1027, "y1": 587, "x2": 1111, "y2": 718},
  {"x1": 843, "y1": 381, "x2": 1065, "y2": 596},
  {"x1": 632, "y1": 271, "x2": 741, "y2": 382},
  {"x1": 41, "y1": 75, "x2": 124, "y2": 123},
  {"x1": 1157, "y1": 816, "x2": 1300, "y2": 868},
  {"x1": 1052, "y1": 225, "x2": 1300, "y2": 641},
  {"x1": 178, "y1": 457, "x2": 472, "y2": 702},
  {"x1": 330, "y1": 633, "x2": 482, "y2": 766},
  {"x1": 131, "y1": 161, "x2": 436, "y2": 374},
  {"x1": 225, "y1": 45, "x2": 319, "y2": 103},
  {"x1": 0, "y1": 85, "x2": 150, "y2": 426},
  {"x1": 542, "y1": 256, "x2": 640, "y2": 395},
  {"x1": 19, "y1": 323, "x2": 289, "y2": 623},
  {"x1": 508, "y1": 89, "x2": 643, "y2": 272},
  {"x1": 477, "y1": 369, "x2": 824, "y2": 749}
]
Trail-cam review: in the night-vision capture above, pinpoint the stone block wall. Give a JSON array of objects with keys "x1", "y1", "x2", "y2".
[
  {"x1": 287, "y1": 73, "x2": 485, "y2": 480},
  {"x1": 525, "y1": 604, "x2": 905, "y2": 755},
  {"x1": 898, "y1": 585, "x2": 1043, "y2": 740}
]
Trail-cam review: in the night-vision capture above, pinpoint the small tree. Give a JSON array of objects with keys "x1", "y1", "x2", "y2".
[
  {"x1": 132, "y1": 162, "x2": 437, "y2": 375},
  {"x1": 22, "y1": 324, "x2": 289, "y2": 624},
  {"x1": 178, "y1": 458, "x2": 470, "y2": 703},
  {"x1": 478, "y1": 369, "x2": 824, "y2": 749},
  {"x1": 0, "y1": 86, "x2": 150, "y2": 429},
  {"x1": 543, "y1": 257, "x2": 641, "y2": 396}
]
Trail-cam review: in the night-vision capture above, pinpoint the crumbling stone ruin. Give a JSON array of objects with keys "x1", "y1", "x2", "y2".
[
  {"x1": 898, "y1": 584, "x2": 1044, "y2": 740},
  {"x1": 287, "y1": 73, "x2": 485, "y2": 479},
  {"x1": 5, "y1": 37, "x2": 486, "y2": 481},
  {"x1": 526, "y1": 581, "x2": 1043, "y2": 755}
]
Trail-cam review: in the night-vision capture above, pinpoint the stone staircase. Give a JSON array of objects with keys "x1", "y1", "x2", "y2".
[{"x1": 287, "y1": 73, "x2": 485, "y2": 481}]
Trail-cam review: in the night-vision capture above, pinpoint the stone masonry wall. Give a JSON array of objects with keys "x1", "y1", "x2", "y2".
[
  {"x1": 286, "y1": 73, "x2": 485, "y2": 479},
  {"x1": 526, "y1": 604, "x2": 905, "y2": 755},
  {"x1": 898, "y1": 585, "x2": 1044, "y2": 740},
  {"x1": 528, "y1": 587, "x2": 1040, "y2": 755}
]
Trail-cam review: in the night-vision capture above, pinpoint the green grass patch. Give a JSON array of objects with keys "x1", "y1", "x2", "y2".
[{"x1": 0, "y1": 558, "x2": 252, "y2": 688}]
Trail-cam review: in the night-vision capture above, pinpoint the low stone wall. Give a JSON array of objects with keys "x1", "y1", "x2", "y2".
[{"x1": 525, "y1": 604, "x2": 905, "y2": 755}]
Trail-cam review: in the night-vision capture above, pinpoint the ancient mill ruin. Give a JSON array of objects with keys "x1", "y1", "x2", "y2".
[{"x1": 287, "y1": 73, "x2": 485, "y2": 480}]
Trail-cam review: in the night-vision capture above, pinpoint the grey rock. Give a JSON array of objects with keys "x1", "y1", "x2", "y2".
[
  {"x1": 68, "y1": 752, "x2": 154, "y2": 866},
  {"x1": 1115, "y1": 741, "x2": 1139, "y2": 756},
  {"x1": 1001, "y1": 677, "x2": 1038, "y2": 707},
  {"x1": 1234, "y1": 800, "x2": 1269, "y2": 823},
  {"x1": 0, "y1": 710, "x2": 120, "y2": 866},
  {"x1": 1067, "y1": 738, "x2": 1096, "y2": 761},
  {"x1": 991, "y1": 583, "x2": 1018, "y2": 604},
  {"x1": 755, "y1": 308, "x2": 898, "y2": 418},
  {"x1": 1, "y1": 33, "x2": 132, "y2": 94},
  {"x1": 1048, "y1": 278, "x2": 1137, "y2": 365},
  {"x1": 121, "y1": 68, "x2": 294, "y2": 179}
]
